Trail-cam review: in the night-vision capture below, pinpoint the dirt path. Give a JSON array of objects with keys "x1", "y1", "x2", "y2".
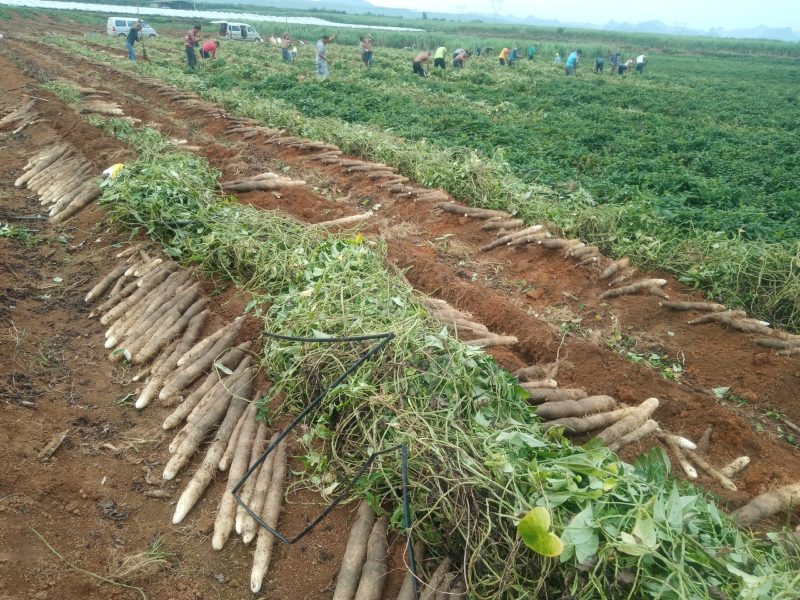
[{"x1": 1, "y1": 29, "x2": 800, "y2": 598}]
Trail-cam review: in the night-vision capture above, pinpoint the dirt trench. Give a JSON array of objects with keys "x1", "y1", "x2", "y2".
[{"x1": 1, "y1": 30, "x2": 800, "y2": 599}]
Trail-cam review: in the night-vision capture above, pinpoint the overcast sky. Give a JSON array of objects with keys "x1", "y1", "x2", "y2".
[{"x1": 367, "y1": 0, "x2": 800, "y2": 30}]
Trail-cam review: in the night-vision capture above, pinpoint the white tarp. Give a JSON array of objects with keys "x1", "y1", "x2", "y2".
[{"x1": 0, "y1": 0, "x2": 423, "y2": 31}]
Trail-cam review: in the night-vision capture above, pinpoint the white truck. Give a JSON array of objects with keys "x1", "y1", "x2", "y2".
[{"x1": 211, "y1": 21, "x2": 262, "y2": 42}]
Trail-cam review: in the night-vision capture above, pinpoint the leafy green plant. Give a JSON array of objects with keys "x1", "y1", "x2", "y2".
[
  {"x1": 44, "y1": 33, "x2": 800, "y2": 332},
  {"x1": 89, "y1": 117, "x2": 800, "y2": 598}
]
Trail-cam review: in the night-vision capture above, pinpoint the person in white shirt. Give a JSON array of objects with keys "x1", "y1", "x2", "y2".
[
  {"x1": 316, "y1": 34, "x2": 337, "y2": 79},
  {"x1": 636, "y1": 54, "x2": 647, "y2": 74}
]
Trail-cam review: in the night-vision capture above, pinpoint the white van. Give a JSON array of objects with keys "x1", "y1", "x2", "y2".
[
  {"x1": 107, "y1": 17, "x2": 158, "y2": 39},
  {"x1": 212, "y1": 21, "x2": 262, "y2": 42}
]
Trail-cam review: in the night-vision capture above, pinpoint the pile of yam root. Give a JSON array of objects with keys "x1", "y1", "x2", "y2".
[
  {"x1": 513, "y1": 363, "x2": 755, "y2": 490},
  {"x1": 85, "y1": 247, "x2": 296, "y2": 592},
  {"x1": 14, "y1": 142, "x2": 101, "y2": 223},
  {"x1": 421, "y1": 297, "x2": 518, "y2": 348},
  {"x1": 82, "y1": 246, "x2": 800, "y2": 596},
  {"x1": 0, "y1": 98, "x2": 42, "y2": 134}
]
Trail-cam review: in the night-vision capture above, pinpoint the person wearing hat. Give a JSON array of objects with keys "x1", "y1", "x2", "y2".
[
  {"x1": 636, "y1": 54, "x2": 647, "y2": 73},
  {"x1": 125, "y1": 21, "x2": 141, "y2": 61}
]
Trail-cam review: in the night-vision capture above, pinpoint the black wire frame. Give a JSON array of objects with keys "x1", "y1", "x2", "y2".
[
  {"x1": 230, "y1": 330, "x2": 392, "y2": 536},
  {"x1": 230, "y1": 329, "x2": 419, "y2": 598}
]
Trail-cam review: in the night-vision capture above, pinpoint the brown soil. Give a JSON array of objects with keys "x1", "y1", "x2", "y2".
[{"x1": 1, "y1": 20, "x2": 800, "y2": 599}]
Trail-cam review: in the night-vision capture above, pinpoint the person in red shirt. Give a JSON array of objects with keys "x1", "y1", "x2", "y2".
[
  {"x1": 184, "y1": 24, "x2": 201, "y2": 69},
  {"x1": 201, "y1": 39, "x2": 219, "y2": 59}
]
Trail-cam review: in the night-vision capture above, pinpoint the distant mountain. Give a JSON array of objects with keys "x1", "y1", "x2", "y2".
[{"x1": 599, "y1": 19, "x2": 800, "y2": 42}]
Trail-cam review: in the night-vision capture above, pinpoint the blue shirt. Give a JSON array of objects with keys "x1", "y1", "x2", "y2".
[{"x1": 566, "y1": 51, "x2": 578, "y2": 67}]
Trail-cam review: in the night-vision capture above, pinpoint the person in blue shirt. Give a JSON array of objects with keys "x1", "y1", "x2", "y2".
[{"x1": 565, "y1": 49, "x2": 581, "y2": 76}]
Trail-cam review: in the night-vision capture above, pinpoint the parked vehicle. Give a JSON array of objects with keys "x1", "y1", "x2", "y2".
[
  {"x1": 107, "y1": 17, "x2": 158, "y2": 38},
  {"x1": 211, "y1": 21, "x2": 263, "y2": 42}
]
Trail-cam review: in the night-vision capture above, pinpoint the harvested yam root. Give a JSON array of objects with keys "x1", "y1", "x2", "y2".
[
  {"x1": 395, "y1": 540, "x2": 425, "y2": 600},
  {"x1": 18, "y1": 144, "x2": 100, "y2": 223},
  {"x1": 594, "y1": 398, "x2": 659, "y2": 446},
  {"x1": 660, "y1": 300, "x2": 726, "y2": 312},
  {"x1": 423, "y1": 298, "x2": 515, "y2": 346},
  {"x1": 696, "y1": 426, "x2": 713, "y2": 457},
  {"x1": 733, "y1": 483, "x2": 800, "y2": 526},
  {"x1": 542, "y1": 407, "x2": 635, "y2": 434},
  {"x1": 437, "y1": 202, "x2": 510, "y2": 220},
  {"x1": 220, "y1": 173, "x2": 305, "y2": 192},
  {"x1": 569, "y1": 245, "x2": 598, "y2": 259},
  {"x1": 250, "y1": 438, "x2": 289, "y2": 593},
  {"x1": 607, "y1": 419, "x2": 659, "y2": 452},
  {"x1": 514, "y1": 363, "x2": 558, "y2": 382},
  {"x1": 684, "y1": 450, "x2": 737, "y2": 491},
  {"x1": 480, "y1": 218, "x2": 524, "y2": 231},
  {"x1": 0, "y1": 99, "x2": 38, "y2": 130},
  {"x1": 527, "y1": 388, "x2": 587, "y2": 404},
  {"x1": 599, "y1": 257, "x2": 629, "y2": 280},
  {"x1": 658, "y1": 433, "x2": 698, "y2": 479},
  {"x1": 465, "y1": 335, "x2": 518, "y2": 348},
  {"x1": 170, "y1": 363, "x2": 254, "y2": 519},
  {"x1": 353, "y1": 516, "x2": 389, "y2": 600},
  {"x1": 315, "y1": 211, "x2": 373, "y2": 228},
  {"x1": 479, "y1": 225, "x2": 546, "y2": 251},
  {"x1": 538, "y1": 238, "x2": 583, "y2": 251},
  {"x1": 536, "y1": 395, "x2": 616, "y2": 420},
  {"x1": 599, "y1": 279, "x2": 667, "y2": 300},
  {"x1": 333, "y1": 501, "x2": 376, "y2": 600},
  {"x1": 519, "y1": 378, "x2": 557, "y2": 389},
  {"x1": 420, "y1": 558, "x2": 452, "y2": 600},
  {"x1": 720, "y1": 456, "x2": 750, "y2": 479},
  {"x1": 79, "y1": 100, "x2": 124, "y2": 115},
  {"x1": 689, "y1": 310, "x2": 777, "y2": 336},
  {"x1": 755, "y1": 338, "x2": 800, "y2": 350}
]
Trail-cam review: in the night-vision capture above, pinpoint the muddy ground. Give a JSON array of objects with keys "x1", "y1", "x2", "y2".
[{"x1": 1, "y1": 15, "x2": 800, "y2": 599}]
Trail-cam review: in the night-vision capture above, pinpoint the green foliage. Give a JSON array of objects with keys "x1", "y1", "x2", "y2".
[
  {"x1": 44, "y1": 31, "x2": 800, "y2": 331},
  {"x1": 41, "y1": 80, "x2": 80, "y2": 104},
  {"x1": 90, "y1": 117, "x2": 800, "y2": 598}
]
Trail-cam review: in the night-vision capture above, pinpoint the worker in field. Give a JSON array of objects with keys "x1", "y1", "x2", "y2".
[
  {"x1": 281, "y1": 32, "x2": 293, "y2": 62},
  {"x1": 125, "y1": 20, "x2": 141, "y2": 61},
  {"x1": 509, "y1": 47, "x2": 519, "y2": 65},
  {"x1": 527, "y1": 45, "x2": 536, "y2": 60},
  {"x1": 316, "y1": 33, "x2": 337, "y2": 80},
  {"x1": 636, "y1": 54, "x2": 647, "y2": 73},
  {"x1": 360, "y1": 35, "x2": 374, "y2": 67},
  {"x1": 201, "y1": 39, "x2": 219, "y2": 60},
  {"x1": 595, "y1": 53, "x2": 604, "y2": 72},
  {"x1": 413, "y1": 50, "x2": 431, "y2": 76},
  {"x1": 453, "y1": 49, "x2": 469, "y2": 68},
  {"x1": 565, "y1": 49, "x2": 581, "y2": 76},
  {"x1": 554, "y1": 52, "x2": 561, "y2": 63},
  {"x1": 433, "y1": 46, "x2": 447, "y2": 69},
  {"x1": 499, "y1": 47, "x2": 510, "y2": 66},
  {"x1": 619, "y1": 58, "x2": 633, "y2": 74},
  {"x1": 184, "y1": 24, "x2": 202, "y2": 69}
]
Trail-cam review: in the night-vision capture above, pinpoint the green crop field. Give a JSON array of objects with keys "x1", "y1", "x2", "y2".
[{"x1": 12, "y1": 6, "x2": 799, "y2": 331}]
